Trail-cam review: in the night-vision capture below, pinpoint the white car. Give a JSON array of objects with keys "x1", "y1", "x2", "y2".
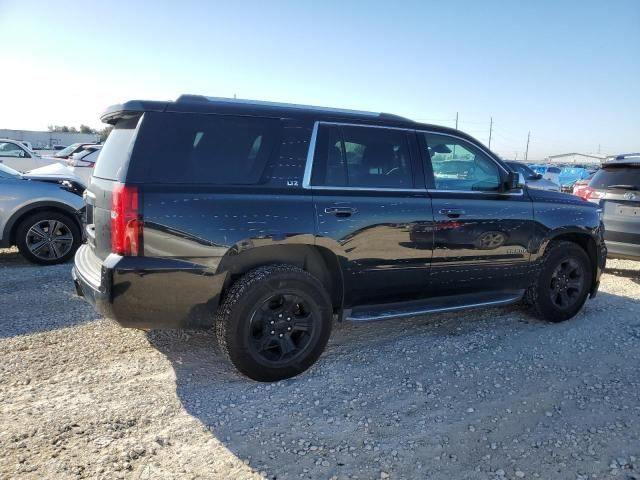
[
  {"x1": 0, "y1": 138, "x2": 49, "y2": 171},
  {"x1": 66, "y1": 145, "x2": 102, "y2": 185}
]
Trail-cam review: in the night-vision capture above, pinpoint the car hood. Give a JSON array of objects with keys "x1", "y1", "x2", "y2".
[{"x1": 22, "y1": 163, "x2": 86, "y2": 187}]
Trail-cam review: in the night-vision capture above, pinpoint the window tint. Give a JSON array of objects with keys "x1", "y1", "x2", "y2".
[
  {"x1": 93, "y1": 116, "x2": 140, "y2": 180},
  {"x1": 312, "y1": 125, "x2": 413, "y2": 188},
  {"x1": 590, "y1": 166, "x2": 640, "y2": 189},
  {"x1": 144, "y1": 113, "x2": 279, "y2": 185},
  {"x1": 423, "y1": 133, "x2": 501, "y2": 191}
]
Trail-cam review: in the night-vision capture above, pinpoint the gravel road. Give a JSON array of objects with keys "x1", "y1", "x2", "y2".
[{"x1": 1, "y1": 247, "x2": 639, "y2": 480}]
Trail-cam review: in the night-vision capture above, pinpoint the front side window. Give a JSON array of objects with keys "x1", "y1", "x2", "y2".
[
  {"x1": 312, "y1": 124, "x2": 413, "y2": 189},
  {"x1": 423, "y1": 133, "x2": 501, "y2": 192},
  {"x1": 0, "y1": 142, "x2": 28, "y2": 158}
]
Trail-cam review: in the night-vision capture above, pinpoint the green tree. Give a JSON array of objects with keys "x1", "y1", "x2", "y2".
[
  {"x1": 80, "y1": 124, "x2": 97, "y2": 134},
  {"x1": 99, "y1": 126, "x2": 113, "y2": 143}
]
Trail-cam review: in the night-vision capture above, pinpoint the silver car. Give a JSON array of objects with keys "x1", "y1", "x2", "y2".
[
  {"x1": 0, "y1": 163, "x2": 85, "y2": 265},
  {"x1": 505, "y1": 161, "x2": 560, "y2": 192},
  {"x1": 585, "y1": 154, "x2": 640, "y2": 260}
]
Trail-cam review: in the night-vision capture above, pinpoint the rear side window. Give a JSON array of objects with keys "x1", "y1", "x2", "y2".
[
  {"x1": 590, "y1": 166, "x2": 640, "y2": 189},
  {"x1": 144, "y1": 113, "x2": 279, "y2": 185},
  {"x1": 93, "y1": 116, "x2": 140, "y2": 180},
  {"x1": 311, "y1": 124, "x2": 413, "y2": 189}
]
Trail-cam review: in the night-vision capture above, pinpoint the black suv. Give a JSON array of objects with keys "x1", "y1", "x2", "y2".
[{"x1": 73, "y1": 95, "x2": 607, "y2": 381}]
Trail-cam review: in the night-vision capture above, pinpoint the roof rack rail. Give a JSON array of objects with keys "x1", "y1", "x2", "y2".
[{"x1": 175, "y1": 94, "x2": 412, "y2": 120}]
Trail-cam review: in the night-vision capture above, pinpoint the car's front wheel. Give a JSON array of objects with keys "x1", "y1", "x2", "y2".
[
  {"x1": 15, "y1": 211, "x2": 82, "y2": 265},
  {"x1": 526, "y1": 240, "x2": 592, "y2": 322},
  {"x1": 216, "y1": 264, "x2": 333, "y2": 381}
]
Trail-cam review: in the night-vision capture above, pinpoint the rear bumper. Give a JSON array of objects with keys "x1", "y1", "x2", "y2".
[
  {"x1": 72, "y1": 245, "x2": 226, "y2": 329},
  {"x1": 605, "y1": 240, "x2": 640, "y2": 260}
]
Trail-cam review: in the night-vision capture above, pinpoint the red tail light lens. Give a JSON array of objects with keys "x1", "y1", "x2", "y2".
[
  {"x1": 111, "y1": 184, "x2": 142, "y2": 256},
  {"x1": 577, "y1": 186, "x2": 605, "y2": 201}
]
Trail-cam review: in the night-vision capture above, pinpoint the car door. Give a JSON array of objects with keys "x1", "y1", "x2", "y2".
[
  {"x1": 307, "y1": 122, "x2": 434, "y2": 306},
  {"x1": 418, "y1": 131, "x2": 534, "y2": 295},
  {"x1": 0, "y1": 141, "x2": 36, "y2": 171}
]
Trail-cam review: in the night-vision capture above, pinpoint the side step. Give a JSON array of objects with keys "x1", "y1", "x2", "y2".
[{"x1": 345, "y1": 290, "x2": 524, "y2": 322}]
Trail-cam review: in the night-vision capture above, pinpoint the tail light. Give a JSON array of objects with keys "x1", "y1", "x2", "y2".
[
  {"x1": 578, "y1": 186, "x2": 605, "y2": 201},
  {"x1": 111, "y1": 184, "x2": 142, "y2": 256}
]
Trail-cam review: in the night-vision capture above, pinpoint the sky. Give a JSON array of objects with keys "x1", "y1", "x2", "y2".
[{"x1": 0, "y1": 0, "x2": 638, "y2": 160}]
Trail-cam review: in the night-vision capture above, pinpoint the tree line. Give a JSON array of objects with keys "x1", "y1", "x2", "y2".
[{"x1": 47, "y1": 124, "x2": 113, "y2": 142}]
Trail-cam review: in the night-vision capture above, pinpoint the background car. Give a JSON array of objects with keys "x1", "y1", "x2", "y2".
[
  {"x1": 0, "y1": 138, "x2": 48, "y2": 171},
  {"x1": 504, "y1": 161, "x2": 560, "y2": 191},
  {"x1": 66, "y1": 145, "x2": 102, "y2": 185},
  {"x1": 53, "y1": 142, "x2": 99, "y2": 160},
  {"x1": 529, "y1": 164, "x2": 562, "y2": 184},
  {"x1": 0, "y1": 163, "x2": 84, "y2": 264},
  {"x1": 557, "y1": 166, "x2": 592, "y2": 192},
  {"x1": 581, "y1": 153, "x2": 640, "y2": 260}
]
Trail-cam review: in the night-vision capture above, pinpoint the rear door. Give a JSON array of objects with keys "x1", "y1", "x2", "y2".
[
  {"x1": 308, "y1": 122, "x2": 434, "y2": 305},
  {"x1": 418, "y1": 131, "x2": 534, "y2": 294},
  {"x1": 87, "y1": 116, "x2": 142, "y2": 260}
]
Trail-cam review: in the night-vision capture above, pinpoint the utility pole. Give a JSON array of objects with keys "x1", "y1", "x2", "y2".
[
  {"x1": 488, "y1": 116, "x2": 493, "y2": 149},
  {"x1": 525, "y1": 131, "x2": 531, "y2": 162},
  {"x1": 455, "y1": 112, "x2": 459, "y2": 130},
  {"x1": 598, "y1": 144, "x2": 601, "y2": 154}
]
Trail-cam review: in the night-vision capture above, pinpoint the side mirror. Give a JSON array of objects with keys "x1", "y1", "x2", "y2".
[{"x1": 505, "y1": 171, "x2": 525, "y2": 191}]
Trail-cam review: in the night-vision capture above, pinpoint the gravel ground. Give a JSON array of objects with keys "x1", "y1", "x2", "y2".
[{"x1": 1, "y1": 247, "x2": 639, "y2": 480}]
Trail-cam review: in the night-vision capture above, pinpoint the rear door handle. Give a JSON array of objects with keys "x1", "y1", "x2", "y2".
[
  {"x1": 438, "y1": 208, "x2": 465, "y2": 218},
  {"x1": 324, "y1": 207, "x2": 357, "y2": 218}
]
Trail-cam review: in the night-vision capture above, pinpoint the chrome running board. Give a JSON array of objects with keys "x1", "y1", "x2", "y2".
[{"x1": 345, "y1": 290, "x2": 524, "y2": 322}]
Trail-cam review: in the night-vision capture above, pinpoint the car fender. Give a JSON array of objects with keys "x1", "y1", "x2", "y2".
[{"x1": 1, "y1": 199, "x2": 84, "y2": 247}]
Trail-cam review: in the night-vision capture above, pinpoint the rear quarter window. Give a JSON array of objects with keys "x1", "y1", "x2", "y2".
[
  {"x1": 140, "y1": 113, "x2": 280, "y2": 185},
  {"x1": 93, "y1": 116, "x2": 141, "y2": 180}
]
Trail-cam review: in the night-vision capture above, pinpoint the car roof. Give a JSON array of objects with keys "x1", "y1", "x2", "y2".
[
  {"x1": 603, "y1": 153, "x2": 640, "y2": 167},
  {"x1": 100, "y1": 95, "x2": 480, "y2": 145}
]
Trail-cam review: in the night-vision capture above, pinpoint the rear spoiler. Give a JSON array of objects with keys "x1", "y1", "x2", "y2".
[{"x1": 100, "y1": 100, "x2": 168, "y2": 125}]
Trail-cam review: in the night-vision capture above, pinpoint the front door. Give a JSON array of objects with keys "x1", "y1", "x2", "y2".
[
  {"x1": 0, "y1": 141, "x2": 34, "y2": 172},
  {"x1": 418, "y1": 131, "x2": 534, "y2": 295},
  {"x1": 308, "y1": 122, "x2": 434, "y2": 306}
]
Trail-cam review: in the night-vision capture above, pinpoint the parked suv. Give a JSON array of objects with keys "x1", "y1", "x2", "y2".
[
  {"x1": 581, "y1": 153, "x2": 640, "y2": 259},
  {"x1": 73, "y1": 96, "x2": 607, "y2": 381}
]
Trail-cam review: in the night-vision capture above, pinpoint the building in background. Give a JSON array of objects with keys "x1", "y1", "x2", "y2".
[
  {"x1": 0, "y1": 129, "x2": 99, "y2": 149},
  {"x1": 545, "y1": 152, "x2": 607, "y2": 166}
]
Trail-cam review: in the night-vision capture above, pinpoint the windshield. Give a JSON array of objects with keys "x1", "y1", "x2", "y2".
[
  {"x1": 589, "y1": 165, "x2": 640, "y2": 189},
  {"x1": 0, "y1": 163, "x2": 21, "y2": 177},
  {"x1": 54, "y1": 143, "x2": 81, "y2": 157}
]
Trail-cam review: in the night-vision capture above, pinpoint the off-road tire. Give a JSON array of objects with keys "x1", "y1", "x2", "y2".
[
  {"x1": 215, "y1": 264, "x2": 333, "y2": 382},
  {"x1": 524, "y1": 240, "x2": 592, "y2": 322},
  {"x1": 15, "y1": 211, "x2": 82, "y2": 265}
]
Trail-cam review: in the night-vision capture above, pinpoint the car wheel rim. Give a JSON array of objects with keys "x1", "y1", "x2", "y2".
[
  {"x1": 26, "y1": 220, "x2": 74, "y2": 260},
  {"x1": 549, "y1": 258, "x2": 584, "y2": 309},
  {"x1": 248, "y1": 293, "x2": 315, "y2": 364}
]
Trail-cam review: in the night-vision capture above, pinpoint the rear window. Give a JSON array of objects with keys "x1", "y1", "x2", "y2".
[
  {"x1": 93, "y1": 116, "x2": 140, "y2": 180},
  {"x1": 143, "y1": 113, "x2": 279, "y2": 185},
  {"x1": 589, "y1": 166, "x2": 640, "y2": 189}
]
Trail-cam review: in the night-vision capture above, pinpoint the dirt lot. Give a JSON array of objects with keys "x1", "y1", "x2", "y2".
[{"x1": 1, "y1": 247, "x2": 639, "y2": 480}]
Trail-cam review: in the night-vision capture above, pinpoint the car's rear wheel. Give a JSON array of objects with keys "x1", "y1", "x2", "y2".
[
  {"x1": 15, "y1": 211, "x2": 82, "y2": 265},
  {"x1": 526, "y1": 241, "x2": 592, "y2": 322},
  {"x1": 216, "y1": 264, "x2": 333, "y2": 381}
]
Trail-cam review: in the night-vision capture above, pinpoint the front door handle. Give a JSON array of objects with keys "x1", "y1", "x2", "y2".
[
  {"x1": 438, "y1": 208, "x2": 465, "y2": 218},
  {"x1": 324, "y1": 207, "x2": 357, "y2": 218}
]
